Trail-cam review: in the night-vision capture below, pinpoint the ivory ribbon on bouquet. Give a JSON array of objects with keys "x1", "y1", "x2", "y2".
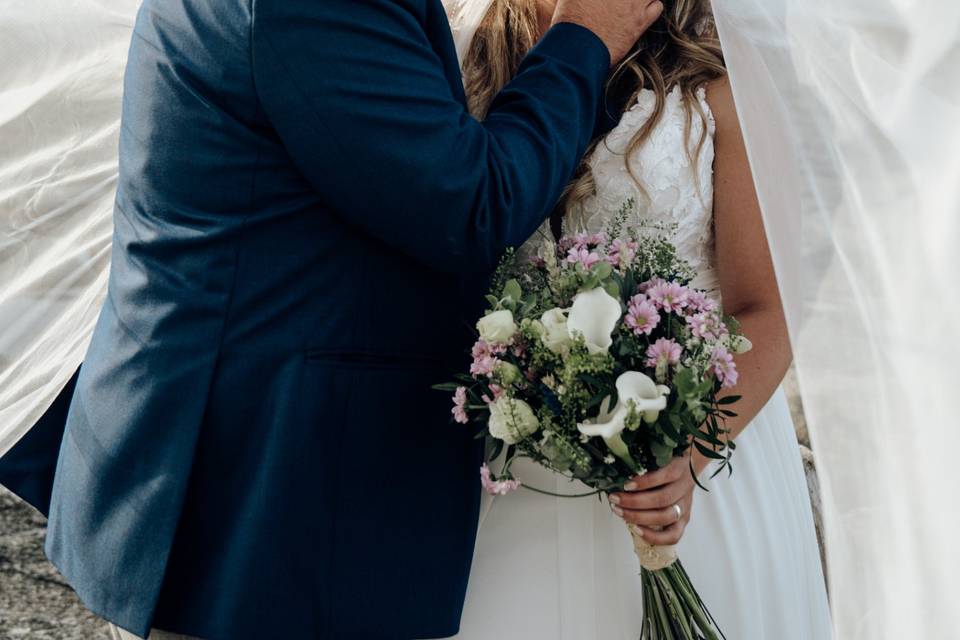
[
  {"x1": 713, "y1": 0, "x2": 960, "y2": 636},
  {"x1": 0, "y1": 0, "x2": 140, "y2": 456}
]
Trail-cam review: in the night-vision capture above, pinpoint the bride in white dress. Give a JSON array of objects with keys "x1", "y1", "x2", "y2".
[{"x1": 445, "y1": 1, "x2": 833, "y2": 638}]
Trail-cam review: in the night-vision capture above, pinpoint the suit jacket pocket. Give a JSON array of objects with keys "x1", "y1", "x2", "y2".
[{"x1": 304, "y1": 348, "x2": 447, "y2": 371}]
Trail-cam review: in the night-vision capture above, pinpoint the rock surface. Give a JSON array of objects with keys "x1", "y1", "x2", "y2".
[{"x1": 0, "y1": 488, "x2": 110, "y2": 639}]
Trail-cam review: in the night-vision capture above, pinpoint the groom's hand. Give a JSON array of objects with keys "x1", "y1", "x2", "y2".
[
  {"x1": 608, "y1": 454, "x2": 695, "y2": 546},
  {"x1": 554, "y1": 0, "x2": 664, "y2": 65}
]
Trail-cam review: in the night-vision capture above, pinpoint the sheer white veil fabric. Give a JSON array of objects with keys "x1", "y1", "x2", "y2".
[
  {"x1": 445, "y1": 0, "x2": 960, "y2": 635},
  {"x1": 0, "y1": 0, "x2": 139, "y2": 457},
  {"x1": 712, "y1": 0, "x2": 960, "y2": 636}
]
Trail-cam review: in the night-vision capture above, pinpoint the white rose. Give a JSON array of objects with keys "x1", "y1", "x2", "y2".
[
  {"x1": 540, "y1": 308, "x2": 572, "y2": 354},
  {"x1": 567, "y1": 287, "x2": 622, "y2": 355},
  {"x1": 477, "y1": 309, "x2": 517, "y2": 344},
  {"x1": 488, "y1": 397, "x2": 539, "y2": 444}
]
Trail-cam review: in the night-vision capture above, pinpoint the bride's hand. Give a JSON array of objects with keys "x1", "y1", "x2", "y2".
[{"x1": 608, "y1": 453, "x2": 700, "y2": 546}]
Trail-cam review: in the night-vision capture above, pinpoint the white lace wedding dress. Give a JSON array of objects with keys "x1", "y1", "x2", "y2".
[{"x1": 454, "y1": 87, "x2": 833, "y2": 639}]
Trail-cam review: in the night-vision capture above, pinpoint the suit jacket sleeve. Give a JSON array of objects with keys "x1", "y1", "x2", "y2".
[{"x1": 252, "y1": 0, "x2": 610, "y2": 273}]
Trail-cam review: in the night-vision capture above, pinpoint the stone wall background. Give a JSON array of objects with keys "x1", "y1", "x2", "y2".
[{"x1": 0, "y1": 370, "x2": 820, "y2": 639}]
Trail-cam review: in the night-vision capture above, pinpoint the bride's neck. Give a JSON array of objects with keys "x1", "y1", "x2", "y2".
[{"x1": 536, "y1": 0, "x2": 556, "y2": 38}]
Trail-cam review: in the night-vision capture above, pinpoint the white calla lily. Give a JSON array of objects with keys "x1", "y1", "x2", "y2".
[
  {"x1": 618, "y1": 371, "x2": 671, "y2": 424},
  {"x1": 576, "y1": 372, "x2": 671, "y2": 468},
  {"x1": 567, "y1": 287, "x2": 622, "y2": 355}
]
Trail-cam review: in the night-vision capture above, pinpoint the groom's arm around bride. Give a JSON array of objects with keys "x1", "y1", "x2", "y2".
[{"x1": 28, "y1": 1, "x2": 663, "y2": 639}]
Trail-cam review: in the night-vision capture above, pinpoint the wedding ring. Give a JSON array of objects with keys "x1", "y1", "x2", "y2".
[{"x1": 672, "y1": 503, "x2": 683, "y2": 521}]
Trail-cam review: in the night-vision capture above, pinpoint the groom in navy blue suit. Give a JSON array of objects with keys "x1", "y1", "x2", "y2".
[{"x1": 0, "y1": 0, "x2": 663, "y2": 637}]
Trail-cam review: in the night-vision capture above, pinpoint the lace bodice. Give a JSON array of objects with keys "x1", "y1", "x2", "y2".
[{"x1": 523, "y1": 85, "x2": 719, "y2": 292}]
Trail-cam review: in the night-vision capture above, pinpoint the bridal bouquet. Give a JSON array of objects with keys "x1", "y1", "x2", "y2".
[{"x1": 437, "y1": 203, "x2": 749, "y2": 639}]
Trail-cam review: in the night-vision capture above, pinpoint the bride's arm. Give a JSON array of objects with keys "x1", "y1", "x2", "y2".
[
  {"x1": 608, "y1": 78, "x2": 792, "y2": 545},
  {"x1": 692, "y1": 76, "x2": 793, "y2": 472}
]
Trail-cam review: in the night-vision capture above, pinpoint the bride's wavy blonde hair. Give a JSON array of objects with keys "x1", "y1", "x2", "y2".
[{"x1": 462, "y1": 0, "x2": 726, "y2": 220}]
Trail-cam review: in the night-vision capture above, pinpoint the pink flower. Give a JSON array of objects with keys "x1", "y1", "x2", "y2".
[
  {"x1": 470, "y1": 340, "x2": 506, "y2": 377},
  {"x1": 472, "y1": 339, "x2": 507, "y2": 359},
  {"x1": 606, "y1": 239, "x2": 638, "y2": 268},
  {"x1": 710, "y1": 346, "x2": 739, "y2": 388},
  {"x1": 570, "y1": 231, "x2": 608, "y2": 250},
  {"x1": 452, "y1": 387, "x2": 469, "y2": 424},
  {"x1": 589, "y1": 231, "x2": 609, "y2": 246},
  {"x1": 557, "y1": 235, "x2": 578, "y2": 253},
  {"x1": 638, "y1": 277, "x2": 666, "y2": 294},
  {"x1": 528, "y1": 255, "x2": 547, "y2": 268},
  {"x1": 625, "y1": 295, "x2": 661, "y2": 336},
  {"x1": 470, "y1": 355, "x2": 499, "y2": 377},
  {"x1": 645, "y1": 338, "x2": 683, "y2": 369},
  {"x1": 482, "y1": 384, "x2": 506, "y2": 404},
  {"x1": 689, "y1": 312, "x2": 728, "y2": 342},
  {"x1": 646, "y1": 281, "x2": 690, "y2": 314},
  {"x1": 686, "y1": 289, "x2": 719, "y2": 314},
  {"x1": 566, "y1": 246, "x2": 602, "y2": 269},
  {"x1": 480, "y1": 464, "x2": 522, "y2": 496}
]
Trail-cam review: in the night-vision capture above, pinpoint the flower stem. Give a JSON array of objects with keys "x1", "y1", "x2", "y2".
[
  {"x1": 667, "y1": 562, "x2": 724, "y2": 640},
  {"x1": 654, "y1": 569, "x2": 695, "y2": 640},
  {"x1": 518, "y1": 484, "x2": 602, "y2": 498}
]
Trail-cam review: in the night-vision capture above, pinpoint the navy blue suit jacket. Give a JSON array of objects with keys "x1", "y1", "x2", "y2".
[{"x1": 3, "y1": 1, "x2": 610, "y2": 637}]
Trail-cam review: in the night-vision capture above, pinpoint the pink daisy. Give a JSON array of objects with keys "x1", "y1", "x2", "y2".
[
  {"x1": 645, "y1": 338, "x2": 683, "y2": 369},
  {"x1": 710, "y1": 345, "x2": 739, "y2": 388},
  {"x1": 689, "y1": 312, "x2": 728, "y2": 342},
  {"x1": 625, "y1": 294, "x2": 661, "y2": 336},
  {"x1": 686, "y1": 289, "x2": 719, "y2": 314},
  {"x1": 638, "y1": 277, "x2": 666, "y2": 294},
  {"x1": 589, "y1": 231, "x2": 609, "y2": 246},
  {"x1": 646, "y1": 281, "x2": 690, "y2": 314},
  {"x1": 606, "y1": 239, "x2": 639, "y2": 268},
  {"x1": 566, "y1": 246, "x2": 602, "y2": 269}
]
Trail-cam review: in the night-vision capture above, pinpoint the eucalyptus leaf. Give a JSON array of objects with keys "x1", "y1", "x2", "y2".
[
  {"x1": 591, "y1": 261, "x2": 613, "y2": 280},
  {"x1": 502, "y1": 279, "x2": 523, "y2": 306},
  {"x1": 604, "y1": 281, "x2": 621, "y2": 300},
  {"x1": 694, "y1": 441, "x2": 726, "y2": 460}
]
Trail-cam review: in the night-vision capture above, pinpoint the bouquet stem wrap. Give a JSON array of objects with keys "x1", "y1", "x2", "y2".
[{"x1": 628, "y1": 523, "x2": 679, "y2": 571}]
